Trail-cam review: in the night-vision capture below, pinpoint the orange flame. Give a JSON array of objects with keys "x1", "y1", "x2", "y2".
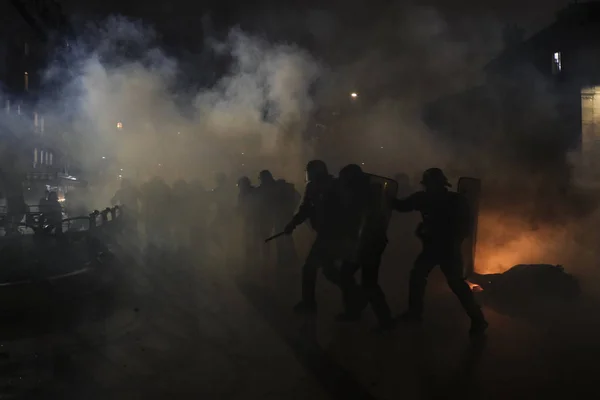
[{"x1": 474, "y1": 211, "x2": 571, "y2": 275}]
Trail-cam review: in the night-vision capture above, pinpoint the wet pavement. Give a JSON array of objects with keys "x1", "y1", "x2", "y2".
[{"x1": 0, "y1": 238, "x2": 599, "y2": 399}]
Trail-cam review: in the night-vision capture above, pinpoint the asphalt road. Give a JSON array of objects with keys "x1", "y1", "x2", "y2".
[{"x1": 0, "y1": 235, "x2": 599, "y2": 399}]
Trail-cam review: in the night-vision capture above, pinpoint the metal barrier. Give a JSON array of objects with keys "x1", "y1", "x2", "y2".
[{"x1": 0, "y1": 205, "x2": 124, "y2": 238}]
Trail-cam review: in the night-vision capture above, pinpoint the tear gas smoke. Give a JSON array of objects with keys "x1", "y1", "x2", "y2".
[
  {"x1": 41, "y1": 17, "x2": 319, "y2": 207},
  {"x1": 300, "y1": 3, "x2": 600, "y2": 285},
  {"x1": 5, "y1": 5, "x2": 600, "y2": 286}
]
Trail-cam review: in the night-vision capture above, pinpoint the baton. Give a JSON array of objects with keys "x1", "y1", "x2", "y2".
[{"x1": 265, "y1": 232, "x2": 285, "y2": 243}]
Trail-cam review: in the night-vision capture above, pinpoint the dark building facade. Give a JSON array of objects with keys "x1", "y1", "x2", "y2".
[
  {"x1": 424, "y1": 1, "x2": 600, "y2": 175},
  {"x1": 0, "y1": 0, "x2": 77, "y2": 202}
]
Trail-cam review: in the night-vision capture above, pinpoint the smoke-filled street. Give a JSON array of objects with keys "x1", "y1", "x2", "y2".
[
  {"x1": 0, "y1": 228, "x2": 598, "y2": 400},
  {"x1": 3, "y1": 0, "x2": 600, "y2": 398}
]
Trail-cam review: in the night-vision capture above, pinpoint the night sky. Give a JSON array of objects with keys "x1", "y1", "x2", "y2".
[
  {"x1": 57, "y1": 0, "x2": 575, "y2": 101},
  {"x1": 60, "y1": 0, "x2": 572, "y2": 46}
]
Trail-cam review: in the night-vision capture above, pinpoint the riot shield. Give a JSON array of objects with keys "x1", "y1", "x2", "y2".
[
  {"x1": 325, "y1": 174, "x2": 398, "y2": 264},
  {"x1": 364, "y1": 173, "x2": 399, "y2": 233},
  {"x1": 457, "y1": 177, "x2": 481, "y2": 279}
]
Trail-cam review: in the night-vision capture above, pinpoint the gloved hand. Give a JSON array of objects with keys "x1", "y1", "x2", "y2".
[{"x1": 284, "y1": 222, "x2": 296, "y2": 235}]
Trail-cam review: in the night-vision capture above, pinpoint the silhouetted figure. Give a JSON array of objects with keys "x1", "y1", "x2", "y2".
[
  {"x1": 112, "y1": 178, "x2": 140, "y2": 236},
  {"x1": 284, "y1": 160, "x2": 335, "y2": 314},
  {"x1": 258, "y1": 170, "x2": 299, "y2": 268},
  {"x1": 189, "y1": 179, "x2": 210, "y2": 255},
  {"x1": 140, "y1": 177, "x2": 172, "y2": 249},
  {"x1": 209, "y1": 173, "x2": 236, "y2": 250},
  {"x1": 112, "y1": 179, "x2": 140, "y2": 215},
  {"x1": 64, "y1": 188, "x2": 89, "y2": 231},
  {"x1": 275, "y1": 178, "x2": 301, "y2": 264},
  {"x1": 322, "y1": 164, "x2": 394, "y2": 331},
  {"x1": 238, "y1": 176, "x2": 260, "y2": 268},
  {"x1": 45, "y1": 191, "x2": 63, "y2": 234},
  {"x1": 39, "y1": 190, "x2": 50, "y2": 209},
  {"x1": 393, "y1": 168, "x2": 488, "y2": 336}
]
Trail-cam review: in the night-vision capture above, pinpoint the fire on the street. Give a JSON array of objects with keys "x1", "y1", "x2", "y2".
[{"x1": 473, "y1": 212, "x2": 570, "y2": 275}]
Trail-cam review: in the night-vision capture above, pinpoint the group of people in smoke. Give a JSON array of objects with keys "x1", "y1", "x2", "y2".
[
  {"x1": 108, "y1": 160, "x2": 488, "y2": 337},
  {"x1": 109, "y1": 171, "x2": 301, "y2": 264},
  {"x1": 281, "y1": 160, "x2": 488, "y2": 336}
]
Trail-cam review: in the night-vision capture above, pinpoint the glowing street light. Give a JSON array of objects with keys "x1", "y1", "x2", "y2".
[
  {"x1": 117, "y1": 122, "x2": 123, "y2": 130},
  {"x1": 350, "y1": 92, "x2": 358, "y2": 99},
  {"x1": 102, "y1": 156, "x2": 106, "y2": 159}
]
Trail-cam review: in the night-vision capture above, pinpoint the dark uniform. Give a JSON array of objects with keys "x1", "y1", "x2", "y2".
[
  {"x1": 321, "y1": 164, "x2": 394, "y2": 330},
  {"x1": 189, "y1": 180, "x2": 210, "y2": 255},
  {"x1": 209, "y1": 173, "x2": 236, "y2": 249},
  {"x1": 112, "y1": 179, "x2": 141, "y2": 237},
  {"x1": 258, "y1": 170, "x2": 299, "y2": 268},
  {"x1": 393, "y1": 168, "x2": 488, "y2": 335},
  {"x1": 45, "y1": 191, "x2": 63, "y2": 234},
  {"x1": 140, "y1": 177, "x2": 172, "y2": 248},
  {"x1": 237, "y1": 176, "x2": 260, "y2": 267},
  {"x1": 284, "y1": 160, "x2": 335, "y2": 313}
]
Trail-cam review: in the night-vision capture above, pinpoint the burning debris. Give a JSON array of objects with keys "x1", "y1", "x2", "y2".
[{"x1": 469, "y1": 264, "x2": 581, "y2": 318}]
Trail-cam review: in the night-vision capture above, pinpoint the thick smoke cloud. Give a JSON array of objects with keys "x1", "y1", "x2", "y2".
[
  {"x1": 26, "y1": 4, "x2": 600, "y2": 283},
  {"x1": 293, "y1": 3, "x2": 600, "y2": 281},
  {"x1": 43, "y1": 16, "x2": 319, "y2": 205}
]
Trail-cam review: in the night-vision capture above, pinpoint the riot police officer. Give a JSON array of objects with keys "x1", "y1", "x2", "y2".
[
  {"x1": 237, "y1": 176, "x2": 260, "y2": 266},
  {"x1": 393, "y1": 168, "x2": 488, "y2": 336},
  {"x1": 322, "y1": 164, "x2": 395, "y2": 331},
  {"x1": 284, "y1": 160, "x2": 335, "y2": 313},
  {"x1": 258, "y1": 170, "x2": 299, "y2": 268}
]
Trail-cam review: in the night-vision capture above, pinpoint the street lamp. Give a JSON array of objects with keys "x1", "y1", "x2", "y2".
[{"x1": 350, "y1": 92, "x2": 358, "y2": 99}]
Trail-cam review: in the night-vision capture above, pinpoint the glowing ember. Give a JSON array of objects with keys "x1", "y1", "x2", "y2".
[{"x1": 467, "y1": 281, "x2": 483, "y2": 292}]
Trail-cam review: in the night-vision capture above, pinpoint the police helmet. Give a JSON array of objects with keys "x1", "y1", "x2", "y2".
[
  {"x1": 339, "y1": 164, "x2": 364, "y2": 184},
  {"x1": 305, "y1": 160, "x2": 328, "y2": 182},
  {"x1": 258, "y1": 170, "x2": 274, "y2": 182},
  {"x1": 420, "y1": 168, "x2": 451, "y2": 187}
]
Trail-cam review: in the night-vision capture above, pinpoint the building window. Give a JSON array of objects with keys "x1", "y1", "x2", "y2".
[
  {"x1": 24, "y1": 72, "x2": 29, "y2": 91},
  {"x1": 45, "y1": 151, "x2": 49, "y2": 165},
  {"x1": 552, "y1": 52, "x2": 562, "y2": 74},
  {"x1": 40, "y1": 116, "x2": 44, "y2": 134},
  {"x1": 34, "y1": 148, "x2": 38, "y2": 166},
  {"x1": 33, "y1": 112, "x2": 38, "y2": 131},
  {"x1": 40, "y1": 150, "x2": 45, "y2": 164},
  {"x1": 49, "y1": 153, "x2": 53, "y2": 165}
]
